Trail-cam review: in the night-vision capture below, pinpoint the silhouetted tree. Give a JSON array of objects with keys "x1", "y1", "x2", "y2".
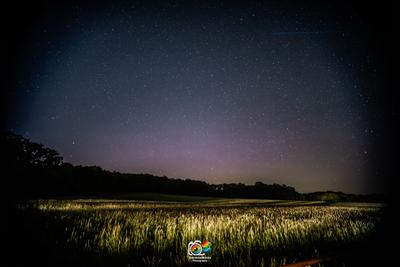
[{"x1": 1, "y1": 132, "x2": 63, "y2": 168}]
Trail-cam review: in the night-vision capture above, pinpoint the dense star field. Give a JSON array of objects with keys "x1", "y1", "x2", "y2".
[
  {"x1": 1, "y1": 2, "x2": 394, "y2": 267},
  {"x1": 3, "y1": 1, "x2": 386, "y2": 194}
]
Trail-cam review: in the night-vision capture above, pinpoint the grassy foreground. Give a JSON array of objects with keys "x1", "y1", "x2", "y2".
[{"x1": 14, "y1": 195, "x2": 383, "y2": 267}]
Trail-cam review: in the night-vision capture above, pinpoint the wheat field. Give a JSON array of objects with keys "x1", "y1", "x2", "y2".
[{"x1": 16, "y1": 198, "x2": 383, "y2": 267}]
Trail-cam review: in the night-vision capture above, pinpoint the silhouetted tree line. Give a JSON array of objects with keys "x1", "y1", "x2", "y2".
[{"x1": 1, "y1": 132, "x2": 383, "y2": 202}]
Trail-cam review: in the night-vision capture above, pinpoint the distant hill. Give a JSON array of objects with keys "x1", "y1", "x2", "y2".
[{"x1": 304, "y1": 191, "x2": 385, "y2": 203}]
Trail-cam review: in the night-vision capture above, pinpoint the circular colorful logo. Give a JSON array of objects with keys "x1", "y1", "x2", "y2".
[
  {"x1": 188, "y1": 240, "x2": 212, "y2": 256},
  {"x1": 190, "y1": 243, "x2": 202, "y2": 255}
]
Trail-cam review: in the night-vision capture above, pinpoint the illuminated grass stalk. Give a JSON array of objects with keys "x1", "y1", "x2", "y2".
[{"x1": 26, "y1": 201, "x2": 381, "y2": 267}]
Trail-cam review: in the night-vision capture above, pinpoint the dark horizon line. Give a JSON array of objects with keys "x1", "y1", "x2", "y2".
[{"x1": 65, "y1": 161, "x2": 384, "y2": 197}]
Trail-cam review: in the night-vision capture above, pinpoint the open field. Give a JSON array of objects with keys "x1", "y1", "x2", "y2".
[{"x1": 14, "y1": 195, "x2": 384, "y2": 267}]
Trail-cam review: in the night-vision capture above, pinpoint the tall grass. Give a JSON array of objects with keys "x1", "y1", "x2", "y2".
[{"x1": 19, "y1": 200, "x2": 382, "y2": 267}]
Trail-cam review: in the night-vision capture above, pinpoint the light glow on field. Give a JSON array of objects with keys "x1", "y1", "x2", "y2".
[{"x1": 21, "y1": 199, "x2": 382, "y2": 266}]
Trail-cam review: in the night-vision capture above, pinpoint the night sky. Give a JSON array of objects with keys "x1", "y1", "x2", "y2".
[{"x1": 3, "y1": 1, "x2": 390, "y2": 194}]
